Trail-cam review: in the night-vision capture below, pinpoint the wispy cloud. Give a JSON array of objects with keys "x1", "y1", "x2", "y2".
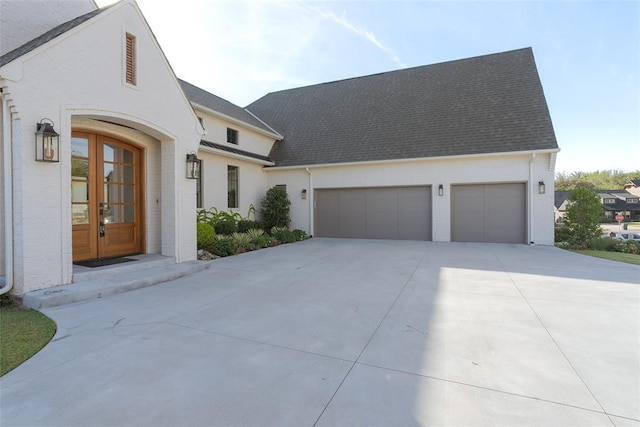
[{"x1": 302, "y1": 4, "x2": 407, "y2": 68}]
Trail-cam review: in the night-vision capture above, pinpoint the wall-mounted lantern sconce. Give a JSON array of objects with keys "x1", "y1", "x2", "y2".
[
  {"x1": 186, "y1": 152, "x2": 200, "y2": 179},
  {"x1": 301, "y1": 189, "x2": 307, "y2": 199},
  {"x1": 538, "y1": 181, "x2": 546, "y2": 194},
  {"x1": 35, "y1": 118, "x2": 60, "y2": 162},
  {"x1": 438, "y1": 184, "x2": 444, "y2": 197}
]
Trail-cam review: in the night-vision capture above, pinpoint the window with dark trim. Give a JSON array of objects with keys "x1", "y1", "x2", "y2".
[
  {"x1": 125, "y1": 33, "x2": 136, "y2": 85},
  {"x1": 196, "y1": 160, "x2": 203, "y2": 209},
  {"x1": 227, "y1": 128, "x2": 238, "y2": 145},
  {"x1": 275, "y1": 184, "x2": 287, "y2": 194},
  {"x1": 228, "y1": 165, "x2": 238, "y2": 208}
]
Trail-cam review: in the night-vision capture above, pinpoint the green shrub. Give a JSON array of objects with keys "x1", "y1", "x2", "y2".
[
  {"x1": 564, "y1": 187, "x2": 603, "y2": 245},
  {"x1": 555, "y1": 242, "x2": 571, "y2": 250},
  {"x1": 260, "y1": 186, "x2": 291, "y2": 231},
  {"x1": 196, "y1": 223, "x2": 215, "y2": 249},
  {"x1": 588, "y1": 237, "x2": 618, "y2": 251},
  {"x1": 292, "y1": 229, "x2": 309, "y2": 241},
  {"x1": 614, "y1": 241, "x2": 640, "y2": 254},
  {"x1": 232, "y1": 232, "x2": 252, "y2": 251},
  {"x1": 237, "y1": 219, "x2": 262, "y2": 233},
  {"x1": 210, "y1": 235, "x2": 239, "y2": 257},
  {"x1": 245, "y1": 228, "x2": 272, "y2": 248},
  {"x1": 255, "y1": 234, "x2": 272, "y2": 248},
  {"x1": 271, "y1": 226, "x2": 296, "y2": 243},
  {"x1": 554, "y1": 226, "x2": 572, "y2": 243},
  {"x1": 214, "y1": 220, "x2": 237, "y2": 235}
]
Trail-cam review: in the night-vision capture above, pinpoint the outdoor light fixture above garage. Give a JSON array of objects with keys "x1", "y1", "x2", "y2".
[
  {"x1": 438, "y1": 184, "x2": 444, "y2": 196},
  {"x1": 538, "y1": 181, "x2": 546, "y2": 194},
  {"x1": 35, "y1": 118, "x2": 59, "y2": 162},
  {"x1": 301, "y1": 189, "x2": 307, "y2": 199},
  {"x1": 186, "y1": 152, "x2": 200, "y2": 179}
]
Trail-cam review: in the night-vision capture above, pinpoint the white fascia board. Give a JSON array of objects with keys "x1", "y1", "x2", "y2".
[
  {"x1": 243, "y1": 108, "x2": 283, "y2": 140},
  {"x1": 198, "y1": 144, "x2": 274, "y2": 166},
  {"x1": 191, "y1": 102, "x2": 282, "y2": 140},
  {"x1": 263, "y1": 148, "x2": 562, "y2": 171}
]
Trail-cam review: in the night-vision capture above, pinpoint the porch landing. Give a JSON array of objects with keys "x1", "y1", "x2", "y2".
[{"x1": 23, "y1": 254, "x2": 211, "y2": 309}]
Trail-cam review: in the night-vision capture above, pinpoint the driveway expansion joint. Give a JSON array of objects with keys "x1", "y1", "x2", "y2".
[{"x1": 489, "y1": 246, "x2": 616, "y2": 425}]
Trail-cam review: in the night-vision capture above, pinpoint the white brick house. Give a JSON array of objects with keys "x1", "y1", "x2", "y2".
[
  {"x1": 1, "y1": 0, "x2": 559, "y2": 298},
  {"x1": 1, "y1": 0, "x2": 203, "y2": 296}
]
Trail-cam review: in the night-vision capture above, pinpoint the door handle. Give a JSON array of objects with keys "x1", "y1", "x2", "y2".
[{"x1": 99, "y1": 222, "x2": 105, "y2": 237}]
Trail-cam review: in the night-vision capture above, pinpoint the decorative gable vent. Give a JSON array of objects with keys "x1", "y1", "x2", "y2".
[{"x1": 125, "y1": 33, "x2": 136, "y2": 85}]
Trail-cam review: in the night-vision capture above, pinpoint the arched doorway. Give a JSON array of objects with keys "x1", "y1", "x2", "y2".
[{"x1": 71, "y1": 131, "x2": 144, "y2": 261}]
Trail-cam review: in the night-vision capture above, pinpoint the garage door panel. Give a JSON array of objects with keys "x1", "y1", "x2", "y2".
[
  {"x1": 398, "y1": 187, "x2": 431, "y2": 240},
  {"x1": 451, "y1": 185, "x2": 485, "y2": 242},
  {"x1": 341, "y1": 190, "x2": 367, "y2": 238},
  {"x1": 314, "y1": 190, "x2": 341, "y2": 237},
  {"x1": 452, "y1": 183, "x2": 526, "y2": 244},
  {"x1": 315, "y1": 186, "x2": 432, "y2": 240}
]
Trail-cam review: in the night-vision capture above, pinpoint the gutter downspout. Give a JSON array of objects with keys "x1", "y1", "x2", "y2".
[
  {"x1": 305, "y1": 167, "x2": 313, "y2": 236},
  {"x1": 1, "y1": 93, "x2": 13, "y2": 295},
  {"x1": 528, "y1": 153, "x2": 535, "y2": 245}
]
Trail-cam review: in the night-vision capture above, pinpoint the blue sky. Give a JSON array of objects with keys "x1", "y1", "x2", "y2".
[{"x1": 97, "y1": 0, "x2": 640, "y2": 174}]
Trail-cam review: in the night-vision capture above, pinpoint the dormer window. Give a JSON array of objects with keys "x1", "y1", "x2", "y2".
[
  {"x1": 125, "y1": 33, "x2": 137, "y2": 85},
  {"x1": 603, "y1": 198, "x2": 616, "y2": 204},
  {"x1": 627, "y1": 198, "x2": 639, "y2": 204},
  {"x1": 227, "y1": 128, "x2": 238, "y2": 145}
]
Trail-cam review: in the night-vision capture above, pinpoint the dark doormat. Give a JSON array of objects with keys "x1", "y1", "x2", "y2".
[{"x1": 74, "y1": 257, "x2": 136, "y2": 268}]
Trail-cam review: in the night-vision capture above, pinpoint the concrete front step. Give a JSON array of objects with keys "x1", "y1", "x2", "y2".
[
  {"x1": 71, "y1": 254, "x2": 176, "y2": 283},
  {"x1": 23, "y1": 260, "x2": 211, "y2": 309}
]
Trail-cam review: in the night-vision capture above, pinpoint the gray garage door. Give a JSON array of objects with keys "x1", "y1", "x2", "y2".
[
  {"x1": 451, "y1": 183, "x2": 526, "y2": 243},
  {"x1": 315, "y1": 186, "x2": 432, "y2": 240}
]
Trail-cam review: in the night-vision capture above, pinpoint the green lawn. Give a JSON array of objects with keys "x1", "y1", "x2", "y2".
[
  {"x1": 571, "y1": 249, "x2": 640, "y2": 266},
  {"x1": 0, "y1": 303, "x2": 56, "y2": 376}
]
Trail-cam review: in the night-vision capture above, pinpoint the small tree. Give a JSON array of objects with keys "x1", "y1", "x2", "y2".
[
  {"x1": 564, "y1": 186, "x2": 602, "y2": 245},
  {"x1": 260, "y1": 186, "x2": 291, "y2": 231}
]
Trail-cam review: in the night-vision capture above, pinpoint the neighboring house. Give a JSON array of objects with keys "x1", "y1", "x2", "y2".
[
  {"x1": 0, "y1": 0, "x2": 559, "y2": 298},
  {"x1": 554, "y1": 191, "x2": 571, "y2": 224},
  {"x1": 623, "y1": 179, "x2": 640, "y2": 197},
  {"x1": 554, "y1": 189, "x2": 640, "y2": 223}
]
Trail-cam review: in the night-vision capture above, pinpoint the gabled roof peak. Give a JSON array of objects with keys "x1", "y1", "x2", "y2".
[{"x1": 0, "y1": 7, "x2": 108, "y2": 68}]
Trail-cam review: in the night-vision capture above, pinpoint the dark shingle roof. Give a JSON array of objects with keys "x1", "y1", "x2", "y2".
[
  {"x1": 0, "y1": 8, "x2": 105, "y2": 68},
  {"x1": 179, "y1": 80, "x2": 280, "y2": 137},
  {"x1": 247, "y1": 48, "x2": 558, "y2": 167},
  {"x1": 554, "y1": 191, "x2": 571, "y2": 209},
  {"x1": 200, "y1": 140, "x2": 272, "y2": 163}
]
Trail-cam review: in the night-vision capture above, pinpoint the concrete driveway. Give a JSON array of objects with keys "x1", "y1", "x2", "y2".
[{"x1": 1, "y1": 239, "x2": 639, "y2": 426}]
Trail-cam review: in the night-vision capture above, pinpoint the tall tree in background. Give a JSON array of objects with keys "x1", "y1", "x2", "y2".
[
  {"x1": 564, "y1": 186, "x2": 603, "y2": 245},
  {"x1": 555, "y1": 170, "x2": 640, "y2": 191}
]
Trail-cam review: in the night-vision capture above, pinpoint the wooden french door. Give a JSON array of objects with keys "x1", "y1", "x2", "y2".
[{"x1": 72, "y1": 132, "x2": 143, "y2": 261}]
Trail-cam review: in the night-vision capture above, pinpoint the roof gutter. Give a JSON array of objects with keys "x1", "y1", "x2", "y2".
[
  {"x1": 198, "y1": 144, "x2": 275, "y2": 166},
  {"x1": 190, "y1": 101, "x2": 283, "y2": 140},
  {"x1": 306, "y1": 167, "x2": 313, "y2": 236},
  {"x1": 528, "y1": 153, "x2": 535, "y2": 245},
  {"x1": 1, "y1": 92, "x2": 13, "y2": 295},
  {"x1": 263, "y1": 148, "x2": 561, "y2": 171}
]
